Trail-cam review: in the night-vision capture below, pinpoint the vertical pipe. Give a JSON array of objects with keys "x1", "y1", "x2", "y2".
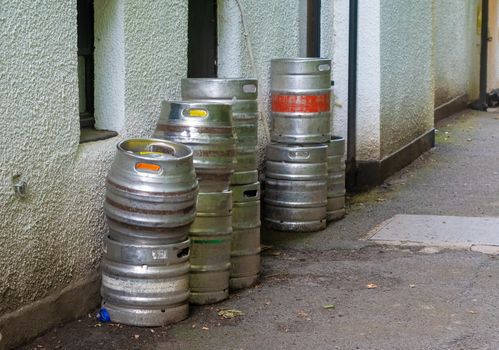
[
  {"x1": 479, "y1": 0, "x2": 489, "y2": 108},
  {"x1": 346, "y1": 0, "x2": 358, "y2": 190},
  {"x1": 307, "y1": 0, "x2": 321, "y2": 57}
]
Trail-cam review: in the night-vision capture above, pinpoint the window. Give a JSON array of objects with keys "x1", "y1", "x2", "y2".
[
  {"x1": 188, "y1": 0, "x2": 218, "y2": 77},
  {"x1": 77, "y1": 0, "x2": 94, "y2": 128}
]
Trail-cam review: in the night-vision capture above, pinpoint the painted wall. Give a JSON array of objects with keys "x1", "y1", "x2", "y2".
[
  {"x1": 218, "y1": 0, "x2": 336, "y2": 164},
  {"x1": 379, "y1": 0, "x2": 434, "y2": 158},
  {"x1": 434, "y1": 0, "x2": 481, "y2": 108},
  {"x1": 217, "y1": 0, "x2": 303, "y2": 164},
  {"x1": 322, "y1": 0, "x2": 349, "y2": 140},
  {"x1": 487, "y1": 0, "x2": 499, "y2": 92},
  {"x1": 0, "y1": 0, "x2": 188, "y2": 318},
  {"x1": 356, "y1": 0, "x2": 381, "y2": 161}
]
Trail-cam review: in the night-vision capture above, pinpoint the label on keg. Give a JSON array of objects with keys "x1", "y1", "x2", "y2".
[
  {"x1": 102, "y1": 274, "x2": 188, "y2": 293},
  {"x1": 152, "y1": 249, "x2": 168, "y2": 260},
  {"x1": 271, "y1": 93, "x2": 330, "y2": 113}
]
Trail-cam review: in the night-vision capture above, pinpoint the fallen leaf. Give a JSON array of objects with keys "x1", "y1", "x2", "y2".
[
  {"x1": 296, "y1": 310, "x2": 311, "y2": 320},
  {"x1": 409, "y1": 284, "x2": 416, "y2": 288},
  {"x1": 323, "y1": 304, "x2": 336, "y2": 309},
  {"x1": 134, "y1": 335, "x2": 140, "y2": 339},
  {"x1": 202, "y1": 326, "x2": 209, "y2": 331},
  {"x1": 366, "y1": 283, "x2": 378, "y2": 289},
  {"x1": 218, "y1": 309, "x2": 245, "y2": 319}
]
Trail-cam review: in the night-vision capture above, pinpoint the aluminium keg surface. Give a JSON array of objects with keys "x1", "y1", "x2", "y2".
[{"x1": 368, "y1": 214, "x2": 499, "y2": 252}]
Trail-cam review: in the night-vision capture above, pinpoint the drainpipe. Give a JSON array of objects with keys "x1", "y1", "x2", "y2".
[
  {"x1": 346, "y1": 0, "x2": 358, "y2": 190},
  {"x1": 472, "y1": 0, "x2": 489, "y2": 110},
  {"x1": 307, "y1": 0, "x2": 321, "y2": 57}
]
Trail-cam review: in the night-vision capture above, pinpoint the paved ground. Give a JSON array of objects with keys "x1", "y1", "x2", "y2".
[{"x1": 21, "y1": 110, "x2": 499, "y2": 350}]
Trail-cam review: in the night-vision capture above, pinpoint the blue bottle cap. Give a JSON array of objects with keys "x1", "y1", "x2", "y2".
[{"x1": 97, "y1": 308, "x2": 111, "y2": 323}]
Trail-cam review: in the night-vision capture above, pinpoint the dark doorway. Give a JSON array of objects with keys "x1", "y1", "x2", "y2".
[{"x1": 188, "y1": 0, "x2": 218, "y2": 77}]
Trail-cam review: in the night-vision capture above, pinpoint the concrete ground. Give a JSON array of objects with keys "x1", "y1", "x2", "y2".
[{"x1": 21, "y1": 110, "x2": 499, "y2": 350}]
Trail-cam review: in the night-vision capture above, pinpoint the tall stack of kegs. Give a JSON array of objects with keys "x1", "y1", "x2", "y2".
[
  {"x1": 182, "y1": 79, "x2": 261, "y2": 290},
  {"x1": 263, "y1": 58, "x2": 333, "y2": 232},
  {"x1": 153, "y1": 101, "x2": 236, "y2": 304},
  {"x1": 102, "y1": 139, "x2": 199, "y2": 326}
]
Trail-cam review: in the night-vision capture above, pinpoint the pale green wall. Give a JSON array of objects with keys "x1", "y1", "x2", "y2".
[
  {"x1": 433, "y1": 0, "x2": 481, "y2": 107},
  {"x1": 380, "y1": 0, "x2": 435, "y2": 158}
]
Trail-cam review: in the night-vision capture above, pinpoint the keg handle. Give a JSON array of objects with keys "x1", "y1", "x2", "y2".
[
  {"x1": 242, "y1": 84, "x2": 257, "y2": 94},
  {"x1": 145, "y1": 143, "x2": 176, "y2": 157},
  {"x1": 243, "y1": 189, "x2": 258, "y2": 198},
  {"x1": 288, "y1": 150, "x2": 310, "y2": 160},
  {"x1": 318, "y1": 64, "x2": 331, "y2": 72},
  {"x1": 182, "y1": 107, "x2": 209, "y2": 118}
]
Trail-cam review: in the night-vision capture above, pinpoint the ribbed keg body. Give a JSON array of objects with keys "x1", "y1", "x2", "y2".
[
  {"x1": 230, "y1": 182, "x2": 261, "y2": 289},
  {"x1": 326, "y1": 136, "x2": 346, "y2": 221},
  {"x1": 153, "y1": 101, "x2": 236, "y2": 192},
  {"x1": 101, "y1": 238, "x2": 191, "y2": 326},
  {"x1": 263, "y1": 143, "x2": 327, "y2": 232},
  {"x1": 271, "y1": 58, "x2": 332, "y2": 144},
  {"x1": 189, "y1": 191, "x2": 233, "y2": 305},
  {"x1": 104, "y1": 139, "x2": 199, "y2": 244},
  {"x1": 181, "y1": 78, "x2": 259, "y2": 185},
  {"x1": 102, "y1": 139, "x2": 198, "y2": 326}
]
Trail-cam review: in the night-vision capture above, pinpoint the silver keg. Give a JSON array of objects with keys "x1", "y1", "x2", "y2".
[
  {"x1": 230, "y1": 182, "x2": 261, "y2": 290},
  {"x1": 189, "y1": 190, "x2": 232, "y2": 305},
  {"x1": 265, "y1": 143, "x2": 328, "y2": 181},
  {"x1": 263, "y1": 143, "x2": 328, "y2": 232},
  {"x1": 101, "y1": 237, "x2": 190, "y2": 326},
  {"x1": 271, "y1": 58, "x2": 332, "y2": 144},
  {"x1": 153, "y1": 101, "x2": 236, "y2": 192},
  {"x1": 104, "y1": 139, "x2": 199, "y2": 244},
  {"x1": 327, "y1": 136, "x2": 346, "y2": 221},
  {"x1": 181, "y1": 78, "x2": 259, "y2": 185}
]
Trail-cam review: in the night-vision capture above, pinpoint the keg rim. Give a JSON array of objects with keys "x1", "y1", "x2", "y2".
[
  {"x1": 267, "y1": 142, "x2": 328, "y2": 152},
  {"x1": 271, "y1": 57, "x2": 331, "y2": 63},
  {"x1": 117, "y1": 138, "x2": 193, "y2": 161},
  {"x1": 330, "y1": 135, "x2": 345, "y2": 142},
  {"x1": 182, "y1": 77, "x2": 257, "y2": 83},
  {"x1": 168, "y1": 100, "x2": 233, "y2": 108}
]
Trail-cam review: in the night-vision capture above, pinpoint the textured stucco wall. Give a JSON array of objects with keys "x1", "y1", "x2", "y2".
[
  {"x1": 379, "y1": 0, "x2": 434, "y2": 159},
  {"x1": 356, "y1": 0, "x2": 381, "y2": 161},
  {"x1": 0, "y1": 0, "x2": 188, "y2": 316},
  {"x1": 325, "y1": 0, "x2": 349, "y2": 140},
  {"x1": 434, "y1": 0, "x2": 480, "y2": 107},
  {"x1": 94, "y1": 0, "x2": 125, "y2": 131},
  {"x1": 217, "y1": 0, "x2": 302, "y2": 163}
]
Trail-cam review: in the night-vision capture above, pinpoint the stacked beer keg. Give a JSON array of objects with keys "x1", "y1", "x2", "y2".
[
  {"x1": 263, "y1": 58, "x2": 345, "y2": 232},
  {"x1": 153, "y1": 101, "x2": 236, "y2": 304},
  {"x1": 102, "y1": 139, "x2": 199, "y2": 326},
  {"x1": 326, "y1": 136, "x2": 346, "y2": 221},
  {"x1": 182, "y1": 79, "x2": 261, "y2": 290}
]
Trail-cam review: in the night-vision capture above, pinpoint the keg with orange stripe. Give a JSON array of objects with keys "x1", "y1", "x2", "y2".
[{"x1": 270, "y1": 58, "x2": 332, "y2": 144}]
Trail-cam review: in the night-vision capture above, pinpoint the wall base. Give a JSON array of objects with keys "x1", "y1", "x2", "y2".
[
  {"x1": 350, "y1": 128, "x2": 435, "y2": 191},
  {"x1": 434, "y1": 94, "x2": 469, "y2": 122},
  {"x1": 0, "y1": 273, "x2": 100, "y2": 350}
]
